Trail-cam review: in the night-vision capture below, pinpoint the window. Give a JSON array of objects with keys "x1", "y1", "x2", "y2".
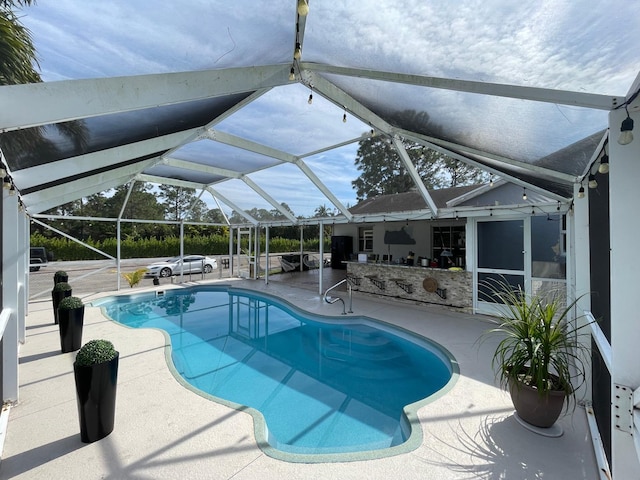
[
  {"x1": 358, "y1": 227, "x2": 373, "y2": 252},
  {"x1": 433, "y1": 225, "x2": 466, "y2": 267}
]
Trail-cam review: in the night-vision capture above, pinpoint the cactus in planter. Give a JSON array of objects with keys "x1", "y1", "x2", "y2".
[
  {"x1": 58, "y1": 296, "x2": 85, "y2": 353},
  {"x1": 51, "y1": 281, "x2": 73, "y2": 324},
  {"x1": 74, "y1": 339, "x2": 119, "y2": 443}
]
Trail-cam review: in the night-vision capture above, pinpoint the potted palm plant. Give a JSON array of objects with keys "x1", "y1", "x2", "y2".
[
  {"x1": 74, "y1": 339, "x2": 119, "y2": 443},
  {"x1": 483, "y1": 278, "x2": 591, "y2": 431},
  {"x1": 51, "y1": 281, "x2": 72, "y2": 324},
  {"x1": 57, "y1": 296, "x2": 84, "y2": 353}
]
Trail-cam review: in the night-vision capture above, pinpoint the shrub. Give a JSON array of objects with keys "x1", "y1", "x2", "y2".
[
  {"x1": 58, "y1": 296, "x2": 83, "y2": 310},
  {"x1": 55, "y1": 270, "x2": 68, "y2": 277},
  {"x1": 75, "y1": 339, "x2": 118, "y2": 367},
  {"x1": 52, "y1": 281, "x2": 72, "y2": 292},
  {"x1": 122, "y1": 268, "x2": 148, "y2": 288}
]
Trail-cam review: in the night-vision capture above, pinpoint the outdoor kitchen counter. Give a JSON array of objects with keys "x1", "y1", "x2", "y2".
[{"x1": 345, "y1": 261, "x2": 473, "y2": 311}]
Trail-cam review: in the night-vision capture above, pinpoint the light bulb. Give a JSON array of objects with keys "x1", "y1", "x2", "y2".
[
  {"x1": 618, "y1": 129, "x2": 633, "y2": 145},
  {"x1": 297, "y1": 0, "x2": 309, "y2": 16},
  {"x1": 489, "y1": 176, "x2": 494, "y2": 187},
  {"x1": 8, "y1": 185, "x2": 16, "y2": 196},
  {"x1": 588, "y1": 174, "x2": 598, "y2": 189},
  {"x1": 577, "y1": 186, "x2": 585, "y2": 199},
  {"x1": 618, "y1": 114, "x2": 634, "y2": 145},
  {"x1": 522, "y1": 189, "x2": 527, "y2": 201},
  {"x1": 308, "y1": 93, "x2": 313, "y2": 104},
  {"x1": 289, "y1": 67, "x2": 295, "y2": 81},
  {"x1": 598, "y1": 155, "x2": 609, "y2": 174},
  {"x1": 294, "y1": 42, "x2": 302, "y2": 60},
  {"x1": 3, "y1": 176, "x2": 11, "y2": 190},
  {"x1": 343, "y1": 112, "x2": 347, "y2": 123}
]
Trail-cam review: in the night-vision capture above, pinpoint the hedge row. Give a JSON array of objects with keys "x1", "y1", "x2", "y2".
[{"x1": 31, "y1": 233, "x2": 325, "y2": 261}]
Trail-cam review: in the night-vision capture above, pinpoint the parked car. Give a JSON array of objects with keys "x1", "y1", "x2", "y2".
[
  {"x1": 29, "y1": 247, "x2": 49, "y2": 272},
  {"x1": 145, "y1": 255, "x2": 218, "y2": 278}
]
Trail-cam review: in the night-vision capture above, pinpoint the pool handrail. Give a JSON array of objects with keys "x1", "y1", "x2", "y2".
[{"x1": 323, "y1": 279, "x2": 353, "y2": 315}]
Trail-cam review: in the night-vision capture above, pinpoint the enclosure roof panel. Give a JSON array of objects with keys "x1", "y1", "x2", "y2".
[{"x1": 1, "y1": 1, "x2": 638, "y2": 219}]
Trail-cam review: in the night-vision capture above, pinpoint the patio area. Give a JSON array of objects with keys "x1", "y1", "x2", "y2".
[{"x1": 1, "y1": 274, "x2": 597, "y2": 479}]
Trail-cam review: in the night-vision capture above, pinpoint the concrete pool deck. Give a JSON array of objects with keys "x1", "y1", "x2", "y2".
[{"x1": 2, "y1": 275, "x2": 598, "y2": 479}]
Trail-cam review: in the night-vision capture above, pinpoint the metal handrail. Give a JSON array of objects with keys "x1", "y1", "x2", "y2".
[{"x1": 323, "y1": 279, "x2": 353, "y2": 315}]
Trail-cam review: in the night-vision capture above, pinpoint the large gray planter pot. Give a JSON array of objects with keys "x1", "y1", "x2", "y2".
[{"x1": 508, "y1": 377, "x2": 566, "y2": 428}]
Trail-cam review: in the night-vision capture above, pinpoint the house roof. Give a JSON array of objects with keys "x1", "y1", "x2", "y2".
[
  {"x1": 349, "y1": 185, "x2": 483, "y2": 216},
  {"x1": 1, "y1": 1, "x2": 638, "y2": 225}
]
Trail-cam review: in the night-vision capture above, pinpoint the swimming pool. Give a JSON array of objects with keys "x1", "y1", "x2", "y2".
[{"x1": 94, "y1": 286, "x2": 458, "y2": 462}]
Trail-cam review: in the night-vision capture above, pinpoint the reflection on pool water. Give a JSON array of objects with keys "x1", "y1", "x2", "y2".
[{"x1": 94, "y1": 286, "x2": 455, "y2": 457}]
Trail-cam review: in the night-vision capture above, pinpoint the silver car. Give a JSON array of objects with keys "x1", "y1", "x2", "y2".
[{"x1": 145, "y1": 255, "x2": 218, "y2": 278}]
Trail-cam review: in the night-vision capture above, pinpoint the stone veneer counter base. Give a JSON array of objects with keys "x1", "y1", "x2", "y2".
[{"x1": 346, "y1": 262, "x2": 472, "y2": 311}]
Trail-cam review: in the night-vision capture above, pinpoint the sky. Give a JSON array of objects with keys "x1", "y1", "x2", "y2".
[{"x1": 16, "y1": 0, "x2": 640, "y2": 217}]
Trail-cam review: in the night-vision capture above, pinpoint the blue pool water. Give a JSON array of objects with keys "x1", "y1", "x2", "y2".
[{"x1": 95, "y1": 286, "x2": 454, "y2": 456}]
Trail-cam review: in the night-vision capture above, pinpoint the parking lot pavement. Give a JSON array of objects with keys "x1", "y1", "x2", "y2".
[{"x1": 28, "y1": 258, "x2": 235, "y2": 301}]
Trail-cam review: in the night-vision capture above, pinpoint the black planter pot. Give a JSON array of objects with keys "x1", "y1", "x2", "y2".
[
  {"x1": 58, "y1": 306, "x2": 84, "y2": 353},
  {"x1": 51, "y1": 290, "x2": 72, "y2": 324},
  {"x1": 74, "y1": 353, "x2": 119, "y2": 443}
]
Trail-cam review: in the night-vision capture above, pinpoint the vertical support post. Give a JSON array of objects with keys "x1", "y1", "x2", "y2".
[
  {"x1": 299, "y1": 225, "x2": 304, "y2": 272},
  {"x1": 24, "y1": 212, "x2": 30, "y2": 317},
  {"x1": 17, "y1": 208, "x2": 26, "y2": 343},
  {"x1": 236, "y1": 228, "x2": 241, "y2": 276},
  {"x1": 116, "y1": 219, "x2": 121, "y2": 290},
  {"x1": 253, "y1": 226, "x2": 259, "y2": 280},
  {"x1": 2, "y1": 190, "x2": 19, "y2": 402},
  {"x1": 572, "y1": 182, "x2": 592, "y2": 403},
  {"x1": 228, "y1": 227, "x2": 234, "y2": 276},
  {"x1": 265, "y1": 226, "x2": 270, "y2": 285},
  {"x1": 609, "y1": 105, "x2": 640, "y2": 477},
  {"x1": 179, "y1": 221, "x2": 184, "y2": 282},
  {"x1": 319, "y1": 221, "x2": 324, "y2": 295}
]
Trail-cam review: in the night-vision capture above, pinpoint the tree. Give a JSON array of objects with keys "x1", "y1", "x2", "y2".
[
  {"x1": 313, "y1": 204, "x2": 336, "y2": 218},
  {"x1": 0, "y1": 1, "x2": 39, "y2": 85},
  {"x1": 0, "y1": 0, "x2": 90, "y2": 183},
  {"x1": 352, "y1": 109, "x2": 489, "y2": 201},
  {"x1": 159, "y1": 185, "x2": 207, "y2": 222},
  {"x1": 352, "y1": 136, "x2": 488, "y2": 201}
]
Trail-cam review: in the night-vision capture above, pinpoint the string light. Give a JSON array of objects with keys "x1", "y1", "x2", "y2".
[
  {"x1": 489, "y1": 175, "x2": 494, "y2": 187},
  {"x1": 342, "y1": 107, "x2": 347, "y2": 123},
  {"x1": 577, "y1": 185, "x2": 585, "y2": 198},
  {"x1": 522, "y1": 188, "x2": 527, "y2": 201},
  {"x1": 598, "y1": 154, "x2": 609, "y2": 174},
  {"x1": 588, "y1": 174, "x2": 598, "y2": 189},
  {"x1": 294, "y1": 42, "x2": 302, "y2": 60},
  {"x1": 618, "y1": 105, "x2": 634, "y2": 145},
  {"x1": 289, "y1": 67, "x2": 295, "y2": 81},
  {"x1": 307, "y1": 85, "x2": 313, "y2": 104},
  {"x1": 3, "y1": 176, "x2": 11, "y2": 190},
  {"x1": 297, "y1": 0, "x2": 309, "y2": 16}
]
